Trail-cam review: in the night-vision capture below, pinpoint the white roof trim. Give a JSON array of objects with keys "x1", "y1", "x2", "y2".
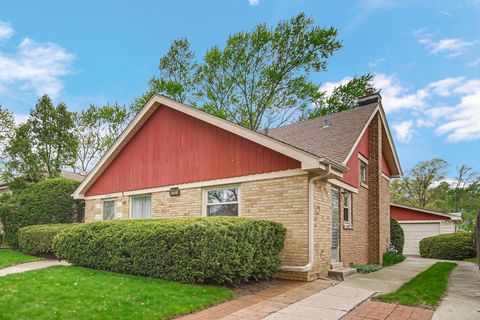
[
  {"x1": 73, "y1": 94, "x2": 345, "y2": 198},
  {"x1": 343, "y1": 103, "x2": 402, "y2": 177},
  {"x1": 391, "y1": 203, "x2": 463, "y2": 221}
]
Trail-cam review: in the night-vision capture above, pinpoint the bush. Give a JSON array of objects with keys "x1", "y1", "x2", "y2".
[
  {"x1": 0, "y1": 178, "x2": 83, "y2": 248},
  {"x1": 383, "y1": 252, "x2": 406, "y2": 267},
  {"x1": 352, "y1": 263, "x2": 382, "y2": 274},
  {"x1": 18, "y1": 224, "x2": 80, "y2": 256},
  {"x1": 419, "y1": 232, "x2": 475, "y2": 260},
  {"x1": 53, "y1": 217, "x2": 286, "y2": 285},
  {"x1": 390, "y1": 217, "x2": 404, "y2": 254}
]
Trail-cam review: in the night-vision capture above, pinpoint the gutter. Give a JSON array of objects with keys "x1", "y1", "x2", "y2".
[{"x1": 280, "y1": 164, "x2": 332, "y2": 273}]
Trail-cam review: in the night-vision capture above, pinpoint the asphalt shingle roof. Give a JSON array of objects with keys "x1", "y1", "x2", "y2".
[{"x1": 267, "y1": 102, "x2": 379, "y2": 164}]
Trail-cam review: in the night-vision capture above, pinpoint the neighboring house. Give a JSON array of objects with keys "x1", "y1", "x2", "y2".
[
  {"x1": 73, "y1": 93, "x2": 402, "y2": 281},
  {"x1": 390, "y1": 203, "x2": 462, "y2": 255}
]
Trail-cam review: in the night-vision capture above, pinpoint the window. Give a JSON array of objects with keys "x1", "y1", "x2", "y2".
[
  {"x1": 131, "y1": 195, "x2": 151, "y2": 219},
  {"x1": 360, "y1": 161, "x2": 368, "y2": 186},
  {"x1": 205, "y1": 187, "x2": 239, "y2": 216},
  {"x1": 343, "y1": 191, "x2": 352, "y2": 227},
  {"x1": 102, "y1": 199, "x2": 116, "y2": 220}
]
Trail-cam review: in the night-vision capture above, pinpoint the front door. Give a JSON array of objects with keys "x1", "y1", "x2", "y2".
[{"x1": 331, "y1": 187, "x2": 340, "y2": 262}]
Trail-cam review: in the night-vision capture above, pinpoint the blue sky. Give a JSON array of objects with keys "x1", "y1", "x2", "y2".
[{"x1": 1, "y1": 0, "x2": 479, "y2": 176}]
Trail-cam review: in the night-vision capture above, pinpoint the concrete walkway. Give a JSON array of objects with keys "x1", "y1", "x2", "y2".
[
  {"x1": 263, "y1": 257, "x2": 437, "y2": 320},
  {"x1": 0, "y1": 260, "x2": 69, "y2": 277},
  {"x1": 433, "y1": 261, "x2": 480, "y2": 320}
]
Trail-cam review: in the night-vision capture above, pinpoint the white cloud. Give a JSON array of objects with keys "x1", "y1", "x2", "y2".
[
  {"x1": 320, "y1": 77, "x2": 352, "y2": 96},
  {"x1": 324, "y1": 72, "x2": 480, "y2": 143},
  {"x1": 435, "y1": 92, "x2": 480, "y2": 141},
  {"x1": 0, "y1": 21, "x2": 14, "y2": 41},
  {"x1": 373, "y1": 73, "x2": 429, "y2": 112},
  {"x1": 248, "y1": 0, "x2": 260, "y2": 6},
  {"x1": 392, "y1": 120, "x2": 414, "y2": 143},
  {"x1": 0, "y1": 34, "x2": 75, "y2": 98},
  {"x1": 413, "y1": 29, "x2": 478, "y2": 57},
  {"x1": 427, "y1": 77, "x2": 465, "y2": 97},
  {"x1": 468, "y1": 58, "x2": 480, "y2": 67}
]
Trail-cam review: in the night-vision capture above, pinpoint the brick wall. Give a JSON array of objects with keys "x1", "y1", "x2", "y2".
[{"x1": 340, "y1": 186, "x2": 369, "y2": 265}]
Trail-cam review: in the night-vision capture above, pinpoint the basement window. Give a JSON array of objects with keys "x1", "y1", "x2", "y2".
[
  {"x1": 102, "y1": 199, "x2": 116, "y2": 220},
  {"x1": 205, "y1": 187, "x2": 239, "y2": 216},
  {"x1": 343, "y1": 191, "x2": 352, "y2": 228}
]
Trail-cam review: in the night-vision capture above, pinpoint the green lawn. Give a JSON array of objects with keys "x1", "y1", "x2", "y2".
[
  {"x1": 0, "y1": 266, "x2": 234, "y2": 320},
  {"x1": 0, "y1": 249, "x2": 43, "y2": 269},
  {"x1": 375, "y1": 262, "x2": 456, "y2": 309},
  {"x1": 464, "y1": 257, "x2": 478, "y2": 263}
]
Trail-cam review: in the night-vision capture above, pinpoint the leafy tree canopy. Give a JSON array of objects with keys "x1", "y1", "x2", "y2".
[
  {"x1": 392, "y1": 159, "x2": 480, "y2": 231},
  {"x1": 132, "y1": 13, "x2": 374, "y2": 131}
]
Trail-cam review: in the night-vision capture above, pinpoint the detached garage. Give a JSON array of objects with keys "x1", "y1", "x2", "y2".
[{"x1": 390, "y1": 204, "x2": 462, "y2": 255}]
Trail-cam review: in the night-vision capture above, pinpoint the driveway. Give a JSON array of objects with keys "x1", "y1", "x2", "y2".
[
  {"x1": 433, "y1": 261, "x2": 480, "y2": 320},
  {"x1": 263, "y1": 257, "x2": 436, "y2": 320}
]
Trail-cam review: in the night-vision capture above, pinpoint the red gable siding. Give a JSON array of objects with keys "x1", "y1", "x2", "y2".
[
  {"x1": 85, "y1": 105, "x2": 300, "y2": 196},
  {"x1": 390, "y1": 205, "x2": 449, "y2": 221},
  {"x1": 382, "y1": 152, "x2": 391, "y2": 177},
  {"x1": 341, "y1": 126, "x2": 369, "y2": 187}
]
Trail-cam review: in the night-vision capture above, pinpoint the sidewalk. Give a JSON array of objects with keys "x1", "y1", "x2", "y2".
[
  {"x1": 264, "y1": 257, "x2": 437, "y2": 320},
  {"x1": 0, "y1": 260, "x2": 69, "y2": 277},
  {"x1": 433, "y1": 261, "x2": 480, "y2": 320}
]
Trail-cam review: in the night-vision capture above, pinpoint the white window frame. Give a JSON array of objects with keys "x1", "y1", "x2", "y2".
[
  {"x1": 130, "y1": 194, "x2": 152, "y2": 219},
  {"x1": 342, "y1": 191, "x2": 352, "y2": 228},
  {"x1": 101, "y1": 198, "x2": 117, "y2": 220},
  {"x1": 360, "y1": 160, "x2": 368, "y2": 187},
  {"x1": 202, "y1": 185, "x2": 241, "y2": 217}
]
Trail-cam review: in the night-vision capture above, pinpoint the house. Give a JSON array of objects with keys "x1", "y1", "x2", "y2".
[
  {"x1": 390, "y1": 203, "x2": 462, "y2": 255},
  {"x1": 72, "y1": 93, "x2": 402, "y2": 281}
]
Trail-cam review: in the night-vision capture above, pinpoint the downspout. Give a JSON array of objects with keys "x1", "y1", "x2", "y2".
[{"x1": 280, "y1": 164, "x2": 332, "y2": 272}]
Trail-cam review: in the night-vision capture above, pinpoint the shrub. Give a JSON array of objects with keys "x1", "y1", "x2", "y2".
[
  {"x1": 352, "y1": 263, "x2": 382, "y2": 273},
  {"x1": 390, "y1": 217, "x2": 404, "y2": 254},
  {"x1": 383, "y1": 252, "x2": 406, "y2": 267},
  {"x1": 0, "y1": 178, "x2": 83, "y2": 248},
  {"x1": 53, "y1": 217, "x2": 286, "y2": 285},
  {"x1": 420, "y1": 232, "x2": 475, "y2": 260},
  {"x1": 18, "y1": 224, "x2": 81, "y2": 256}
]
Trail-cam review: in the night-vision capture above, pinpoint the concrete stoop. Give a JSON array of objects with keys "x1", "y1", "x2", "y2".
[{"x1": 328, "y1": 266, "x2": 357, "y2": 281}]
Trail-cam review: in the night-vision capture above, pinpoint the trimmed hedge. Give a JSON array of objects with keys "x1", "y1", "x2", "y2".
[
  {"x1": 53, "y1": 217, "x2": 286, "y2": 285},
  {"x1": 18, "y1": 224, "x2": 80, "y2": 256},
  {"x1": 390, "y1": 217, "x2": 404, "y2": 254},
  {"x1": 0, "y1": 178, "x2": 83, "y2": 248},
  {"x1": 420, "y1": 232, "x2": 475, "y2": 260}
]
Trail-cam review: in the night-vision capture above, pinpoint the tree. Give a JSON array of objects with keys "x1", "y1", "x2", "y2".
[
  {"x1": 299, "y1": 74, "x2": 376, "y2": 120},
  {"x1": 73, "y1": 103, "x2": 130, "y2": 172},
  {"x1": 391, "y1": 158, "x2": 449, "y2": 207},
  {"x1": 3, "y1": 95, "x2": 78, "y2": 182},
  {"x1": 3, "y1": 123, "x2": 43, "y2": 184},
  {"x1": 134, "y1": 13, "x2": 377, "y2": 130},
  {"x1": 0, "y1": 105, "x2": 15, "y2": 162},
  {"x1": 29, "y1": 95, "x2": 78, "y2": 176}
]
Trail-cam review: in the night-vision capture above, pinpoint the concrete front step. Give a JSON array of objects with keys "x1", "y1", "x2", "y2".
[
  {"x1": 328, "y1": 267, "x2": 357, "y2": 281},
  {"x1": 330, "y1": 261, "x2": 344, "y2": 270}
]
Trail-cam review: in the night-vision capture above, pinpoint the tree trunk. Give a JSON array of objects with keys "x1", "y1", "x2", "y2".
[{"x1": 476, "y1": 209, "x2": 479, "y2": 270}]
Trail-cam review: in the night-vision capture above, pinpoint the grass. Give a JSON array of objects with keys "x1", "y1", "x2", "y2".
[
  {"x1": 0, "y1": 266, "x2": 234, "y2": 320},
  {"x1": 382, "y1": 252, "x2": 406, "y2": 267},
  {"x1": 352, "y1": 263, "x2": 382, "y2": 273},
  {"x1": 464, "y1": 257, "x2": 478, "y2": 263},
  {"x1": 375, "y1": 262, "x2": 456, "y2": 309},
  {"x1": 0, "y1": 249, "x2": 43, "y2": 269}
]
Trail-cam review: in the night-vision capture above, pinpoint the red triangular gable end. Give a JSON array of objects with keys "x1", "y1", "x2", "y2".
[{"x1": 85, "y1": 105, "x2": 300, "y2": 196}]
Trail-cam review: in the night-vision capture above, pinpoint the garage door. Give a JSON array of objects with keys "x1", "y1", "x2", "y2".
[{"x1": 400, "y1": 222, "x2": 440, "y2": 255}]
